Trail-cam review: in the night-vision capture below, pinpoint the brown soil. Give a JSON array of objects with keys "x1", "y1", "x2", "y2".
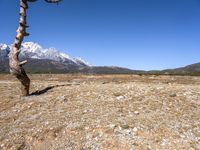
[{"x1": 0, "y1": 74, "x2": 199, "y2": 150}]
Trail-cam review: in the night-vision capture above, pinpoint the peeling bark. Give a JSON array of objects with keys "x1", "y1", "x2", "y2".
[
  {"x1": 9, "y1": 0, "x2": 30, "y2": 96},
  {"x1": 9, "y1": 0, "x2": 62, "y2": 96}
]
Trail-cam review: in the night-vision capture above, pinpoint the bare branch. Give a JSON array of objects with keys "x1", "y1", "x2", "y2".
[
  {"x1": 44, "y1": 0, "x2": 62, "y2": 4},
  {"x1": 27, "y1": 0, "x2": 38, "y2": 2},
  {"x1": 19, "y1": 60, "x2": 28, "y2": 66}
]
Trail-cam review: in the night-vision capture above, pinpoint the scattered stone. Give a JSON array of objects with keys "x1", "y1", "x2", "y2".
[
  {"x1": 102, "y1": 82, "x2": 109, "y2": 84},
  {"x1": 83, "y1": 110, "x2": 88, "y2": 113},
  {"x1": 83, "y1": 109, "x2": 93, "y2": 114},
  {"x1": 170, "y1": 93, "x2": 177, "y2": 97},
  {"x1": 44, "y1": 121, "x2": 49, "y2": 125},
  {"x1": 134, "y1": 111, "x2": 139, "y2": 115},
  {"x1": 85, "y1": 126, "x2": 90, "y2": 130},
  {"x1": 109, "y1": 124, "x2": 117, "y2": 129},
  {"x1": 0, "y1": 144, "x2": 5, "y2": 147},
  {"x1": 57, "y1": 95, "x2": 68, "y2": 102},
  {"x1": 125, "y1": 129, "x2": 132, "y2": 135},
  {"x1": 1, "y1": 75, "x2": 199, "y2": 149},
  {"x1": 133, "y1": 127, "x2": 138, "y2": 132},
  {"x1": 121, "y1": 124, "x2": 130, "y2": 129},
  {"x1": 157, "y1": 87, "x2": 164, "y2": 90},
  {"x1": 116, "y1": 96, "x2": 124, "y2": 100}
]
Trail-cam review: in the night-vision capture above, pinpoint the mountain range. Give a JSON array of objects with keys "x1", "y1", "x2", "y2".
[
  {"x1": 0, "y1": 42, "x2": 136, "y2": 74},
  {"x1": 1, "y1": 42, "x2": 200, "y2": 75}
]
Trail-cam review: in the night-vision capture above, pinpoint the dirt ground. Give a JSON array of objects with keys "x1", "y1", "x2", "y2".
[{"x1": 0, "y1": 74, "x2": 199, "y2": 150}]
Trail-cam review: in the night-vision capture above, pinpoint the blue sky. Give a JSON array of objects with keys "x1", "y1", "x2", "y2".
[{"x1": 1, "y1": 0, "x2": 200, "y2": 70}]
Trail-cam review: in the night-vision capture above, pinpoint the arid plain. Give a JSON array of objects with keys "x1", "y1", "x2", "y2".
[{"x1": 0, "y1": 74, "x2": 199, "y2": 150}]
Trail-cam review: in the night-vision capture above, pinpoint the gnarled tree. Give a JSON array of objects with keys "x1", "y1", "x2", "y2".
[{"x1": 9, "y1": 0, "x2": 62, "y2": 96}]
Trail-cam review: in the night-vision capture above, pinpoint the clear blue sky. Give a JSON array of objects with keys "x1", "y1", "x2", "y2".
[{"x1": 1, "y1": 0, "x2": 200, "y2": 70}]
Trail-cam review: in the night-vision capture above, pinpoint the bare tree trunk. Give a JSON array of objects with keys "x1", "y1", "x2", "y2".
[{"x1": 9, "y1": 0, "x2": 30, "y2": 96}]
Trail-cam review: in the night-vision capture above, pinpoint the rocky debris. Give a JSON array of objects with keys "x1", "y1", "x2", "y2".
[
  {"x1": 134, "y1": 111, "x2": 140, "y2": 115},
  {"x1": 56, "y1": 95, "x2": 68, "y2": 103},
  {"x1": 116, "y1": 95, "x2": 124, "y2": 101},
  {"x1": 169, "y1": 93, "x2": 177, "y2": 97},
  {"x1": 0, "y1": 74, "x2": 199, "y2": 149}
]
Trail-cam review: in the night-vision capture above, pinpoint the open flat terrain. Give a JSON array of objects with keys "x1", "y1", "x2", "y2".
[{"x1": 0, "y1": 74, "x2": 199, "y2": 150}]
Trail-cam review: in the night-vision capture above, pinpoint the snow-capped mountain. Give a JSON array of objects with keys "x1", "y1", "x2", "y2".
[
  {"x1": 0, "y1": 42, "x2": 89, "y2": 67},
  {"x1": 0, "y1": 44, "x2": 10, "y2": 59},
  {"x1": 0, "y1": 42, "x2": 137, "y2": 74}
]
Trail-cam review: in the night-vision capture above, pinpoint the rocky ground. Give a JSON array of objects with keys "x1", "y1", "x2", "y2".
[{"x1": 0, "y1": 74, "x2": 199, "y2": 150}]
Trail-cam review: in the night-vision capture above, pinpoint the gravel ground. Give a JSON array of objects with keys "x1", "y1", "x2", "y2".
[{"x1": 0, "y1": 74, "x2": 199, "y2": 150}]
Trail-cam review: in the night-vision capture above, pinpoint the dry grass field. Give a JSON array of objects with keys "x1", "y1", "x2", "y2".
[{"x1": 0, "y1": 74, "x2": 200, "y2": 150}]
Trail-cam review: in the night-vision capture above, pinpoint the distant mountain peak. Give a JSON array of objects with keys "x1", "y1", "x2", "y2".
[
  {"x1": 22, "y1": 42, "x2": 42, "y2": 52},
  {"x1": 0, "y1": 43, "x2": 9, "y2": 49},
  {"x1": 0, "y1": 42, "x2": 89, "y2": 67}
]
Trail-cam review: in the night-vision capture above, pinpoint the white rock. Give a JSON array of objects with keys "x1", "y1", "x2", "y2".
[
  {"x1": 116, "y1": 96, "x2": 124, "y2": 100},
  {"x1": 134, "y1": 111, "x2": 139, "y2": 115},
  {"x1": 109, "y1": 124, "x2": 116, "y2": 129},
  {"x1": 44, "y1": 121, "x2": 49, "y2": 125},
  {"x1": 133, "y1": 127, "x2": 138, "y2": 132}
]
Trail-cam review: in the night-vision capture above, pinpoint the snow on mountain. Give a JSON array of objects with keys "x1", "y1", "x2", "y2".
[
  {"x1": 0, "y1": 42, "x2": 89, "y2": 67},
  {"x1": 0, "y1": 44, "x2": 10, "y2": 58}
]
